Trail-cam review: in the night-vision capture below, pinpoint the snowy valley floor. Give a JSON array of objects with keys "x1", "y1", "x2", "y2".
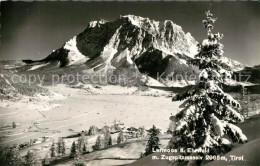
[
  {"x1": 0, "y1": 84, "x2": 180, "y2": 165},
  {"x1": 1, "y1": 84, "x2": 259, "y2": 166}
]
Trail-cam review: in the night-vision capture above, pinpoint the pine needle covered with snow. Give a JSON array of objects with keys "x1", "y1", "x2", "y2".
[{"x1": 168, "y1": 10, "x2": 247, "y2": 165}]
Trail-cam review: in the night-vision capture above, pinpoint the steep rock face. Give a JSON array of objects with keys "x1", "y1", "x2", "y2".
[
  {"x1": 76, "y1": 15, "x2": 198, "y2": 61},
  {"x1": 23, "y1": 15, "x2": 200, "y2": 85}
]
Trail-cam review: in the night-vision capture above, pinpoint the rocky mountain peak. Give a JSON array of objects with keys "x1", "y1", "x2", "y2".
[{"x1": 21, "y1": 15, "x2": 241, "y2": 86}]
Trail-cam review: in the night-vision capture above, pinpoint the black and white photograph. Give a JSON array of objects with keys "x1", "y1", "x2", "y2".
[{"x1": 0, "y1": 1, "x2": 259, "y2": 166}]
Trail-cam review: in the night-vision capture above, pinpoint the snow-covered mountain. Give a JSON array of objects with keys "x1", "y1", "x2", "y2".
[{"x1": 22, "y1": 15, "x2": 243, "y2": 86}]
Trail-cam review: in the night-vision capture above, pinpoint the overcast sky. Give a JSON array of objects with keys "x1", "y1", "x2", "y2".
[{"x1": 0, "y1": 1, "x2": 259, "y2": 66}]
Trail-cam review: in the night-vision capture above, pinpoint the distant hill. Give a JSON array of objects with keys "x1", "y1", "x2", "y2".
[{"x1": 235, "y1": 65, "x2": 260, "y2": 84}]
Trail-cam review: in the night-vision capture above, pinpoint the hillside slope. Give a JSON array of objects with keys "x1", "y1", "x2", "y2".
[{"x1": 130, "y1": 115, "x2": 260, "y2": 166}]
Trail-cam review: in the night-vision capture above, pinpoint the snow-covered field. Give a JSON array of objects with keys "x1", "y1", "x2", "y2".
[
  {"x1": 57, "y1": 136, "x2": 171, "y2": 166},
  {"x1": 0, "y1": 84, "x2": 180, "y2": 148}
]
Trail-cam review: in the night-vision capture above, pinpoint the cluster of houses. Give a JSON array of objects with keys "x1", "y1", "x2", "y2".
[{"x1": 109, "y1": 119, "x2": 147, "y2": 140}]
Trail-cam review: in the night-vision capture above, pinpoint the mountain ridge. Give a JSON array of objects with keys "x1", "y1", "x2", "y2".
[{"x1": 21, "y1": 15, "x2": 243, "y2": 86}]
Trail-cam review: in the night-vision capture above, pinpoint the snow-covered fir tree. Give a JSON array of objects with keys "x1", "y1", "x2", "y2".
[
  {"x1": 168, "y1": 10, "x2": 247, "y2": 164},
  {"x1": 56, "y1": 138, "x2": 65, "y2": 156},
  {"x1": 100, "y1": 126, "x2": 112, "y2": 147},
  {"x1": 144, "y1": 125, "x2": 160, "y2": 156},
  {"x1": 70, "y1": 141, "x2": 77, "y2": 158},
  {"x1": 138, "y1": 126, "x2": 146, "y2": 138},
  {"x1": 50, "y1": 142, "x2": 55, "y2": 158},
  {"x1": 88, "y1": 126, "x2": 98, "y2": 135},
  {"x1": 117, "y1": 131, "x2": 124, "y2": 144},
  {"x1": 61, "y1": 139, "x2": 66, "y2": 156},
  {"x1": 82, "y1": 144, "x2": 87, "y2": 153},
  {"x1": 43, "y1": 153, "x2": 50, "y2": 166},
  {"x1": 77, "y1": 135, "x2": 85, "y2": 154},
  {"x1": 92, "y1": 134, "x2": 105, "y2": 150},
  {"x1": 0, "y1": 146, "x2": 22, "y2": 166},
  {"x1": 25, "y1": 150, "x2": 42, "y2": 166}
]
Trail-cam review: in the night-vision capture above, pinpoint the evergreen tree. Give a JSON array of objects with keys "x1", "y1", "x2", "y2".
[
  {"x1": 88, "y1": 126, "x2": 98, "y2": 135},
  {"x1": 117, "y1": 131, "x2": 124, "y2": 144},
  {"x1": 124, "y1": 135, "x2": 128, "y2": 142},
  {"x1": 139, "y1": 126, "x2": 146, "y2": 138},
  {"x1": 12, "y1": 122, "x2": 17, "y2": 128},
  {"x1": 107, "y1": 136, "x2": 112, "y2": 146},
  {"x1": 76, "y1": 135, "x2": 89, "y2": 154},
  {"x1": 82, "y1": 144, "x2": 87, "y2": 153},
  {"x1": 70, "y1": 141, "x2": 77, "y2": 158},
  {"x1": 25, "y1": 150, "x2": 42, "y2": 166},
  {"x1": 139, "y1": 152, "x2": 144, "y2": 159},
  {"x1": 83, "y1": 137, "x2": 88, "y2": 153},
  {"x1": 92, "y1": 135, "x2": 105, "y2": 151},
  {"x1": 55, "y1": 138, "x2": 66, "y2": 157},
  {"x1": 77, "y1": 136, "x2": 84, "y2": 154},
  {"x1": 144, "y1": 125, "x2": 160, "y2": 156},
  {"x1": 103, "y1": 127, "x2": 112, "y2": 147},
  {"x1": 169, "y1": 10, "x2": 247, "y2": 163},
  {"x1": 61, "y1": 139, "x2": 66, "y2": 156},
  {"x1": 0, "y1": 146, "x2": 22, "y2": 166},
  {"x1": 43, "y1": 153, "x2": 50, "y2": 166},
  {"x1": 11, "y1": 146, "x2": 21, "y2": 165},
  {"x1": 25, "y1": 150, "x2": 32, "y2": 164},
  {"x1": 56, "y1": 139, "x2": 62, "y2": 156},
  {"x1": 101, "y1": 126, "x2": 110, "y2": 134},
  {"x1": 50, "y1": 142, "x2": 55, "y2": 158}
]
